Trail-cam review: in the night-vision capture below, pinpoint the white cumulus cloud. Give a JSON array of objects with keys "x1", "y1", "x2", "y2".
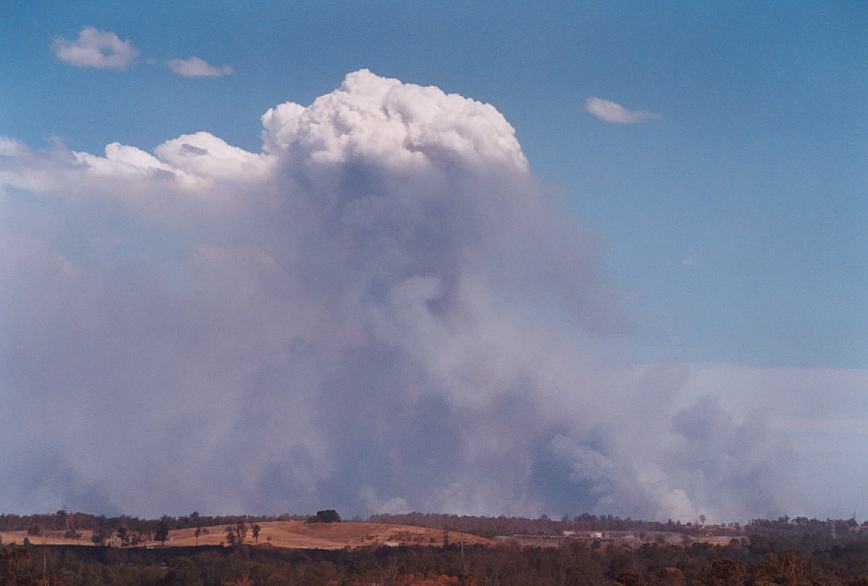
[
  {"x1": 51, "y1": 26, "x2": 138, "y2": 70},
  {"x1": 261, "y1": 69, "x2": 527, "y2": 172},
  {"x1": 585, "y1": 97, "x2": 659, "y2": 124},
  {"x1": 167, "y1": 56, "x2": 234, "y2": 78}
]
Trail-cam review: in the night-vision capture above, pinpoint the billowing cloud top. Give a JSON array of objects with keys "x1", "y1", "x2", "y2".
[
  {"x1": 261, "y1": 70, "x2": 528, "y2": 172},
  {"x1": 7, "y1": 70, "x2": 527, "y2": 196},
  {"x1": 52, "y1": 27, "x2": 138, "y2": 70},
  {"x1": 0, "y1": 71, "x2": 809, "y2": 521}
]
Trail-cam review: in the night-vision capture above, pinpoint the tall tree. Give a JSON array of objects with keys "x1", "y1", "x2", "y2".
[
  {"x1": 234, "y1": 523, "x2": 247, "y2": 544},
  {"x1": 55, "y1": 510, "x2": 67, "y2": 531},
  {"x1": 191, "y1": 512, "x2": 201, "y2": 547},
  {"x1": 155, "y1": 518, "x2": 170, "y2": 545}
]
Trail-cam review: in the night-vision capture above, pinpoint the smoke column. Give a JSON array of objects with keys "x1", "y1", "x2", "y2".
[{"x1": 0, "y1": 71, "x2": 798, "y2": 520}]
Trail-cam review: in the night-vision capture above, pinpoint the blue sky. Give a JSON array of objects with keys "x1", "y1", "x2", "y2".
[
  {"x1": 1, "y1": 2, "x2": 866, "y2": 519},
  {"x1": 3, "y1": 1, "x2": 864, "y2": 369}
]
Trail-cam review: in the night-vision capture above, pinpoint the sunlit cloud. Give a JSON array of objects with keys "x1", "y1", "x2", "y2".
[{"x1": 51, "y1": 26, "x2": 138, "y2": 70}]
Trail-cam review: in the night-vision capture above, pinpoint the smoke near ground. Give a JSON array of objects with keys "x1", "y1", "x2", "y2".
[{"x1": 0, "y1": 71, "x2": 857, "y2": 521}]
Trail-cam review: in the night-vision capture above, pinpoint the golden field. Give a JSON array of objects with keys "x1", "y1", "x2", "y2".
[{"x1": 0, "y1": 521, "x2": 491, "y2": 550}]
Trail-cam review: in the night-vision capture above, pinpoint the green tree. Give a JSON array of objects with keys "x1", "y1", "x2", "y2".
[
  {"x1": 314, "y1": 510, "x2": 341, "y2": 523},
  {"x1": 190, "y1": 511, "x2": 201, "y2": 546},
  {"x1": 702, "y1": 559, "x2": 746, "y2": 586},
  {"x1": 55, "y1": 510, "x2": 68, "y2": 531},
  {"x1": 163, "y1": 558, "x2": 202, "y2": 586},
  {"x1": 234, "y1": 522, "x2": 246, "y2": 544},
  {"x1": 155, "y1": 518, "x2": 170, "y2": 545}
]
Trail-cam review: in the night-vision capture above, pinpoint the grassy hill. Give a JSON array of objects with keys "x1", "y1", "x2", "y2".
[{"x1": 0, "y1": 520, "x2": 491, "y2": 550}]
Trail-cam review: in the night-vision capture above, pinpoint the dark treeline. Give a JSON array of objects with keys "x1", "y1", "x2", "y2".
[
  {"x1": 2, "y1": 537, "x2": 868, "y2": 585},
  {"x1": 5, "y1": 511, "x2": 867, "y2": 544},
  {"x1": 369, "y1": 513, "x2": 718, "y2": 537},
  {"x1": 0, "y1": 512, "x2": 306, "y2": 535},
  {"x1": 369, "y1": 512, "x2": 868, "y2": 542}
]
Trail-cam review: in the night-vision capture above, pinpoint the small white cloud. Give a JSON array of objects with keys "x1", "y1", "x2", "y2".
[
  {"x1": 52, "y1": 26, "x2": 138, "y2": 70},
  {"x1": 167, "y1": 56, "x2": 234, "y2": 78},
  {"x1": 585, "y1": 97, "x2": 659, "y2": 124},
  {"x1": 681, "y1": 255, "x2": 698, "y2": 267}
]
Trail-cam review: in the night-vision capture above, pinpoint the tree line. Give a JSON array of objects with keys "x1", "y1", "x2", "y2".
[
  {"x1": 0, "y1": 512, "x2": 307, "y2": 535},
  {"x1": 1, "y1": 536, "x2": 868, "y2": 585},
  {"x1": 369, "y1": 512, "x2": 868, "y2": 542}
]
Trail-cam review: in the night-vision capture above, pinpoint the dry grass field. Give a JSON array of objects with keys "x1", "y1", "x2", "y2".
[
  {"x1": 0, "y1": 521, "x2": 492, "y2": 551},
  {"x1": 0, "y1": 530, "x2": 98, "y2": 547}
]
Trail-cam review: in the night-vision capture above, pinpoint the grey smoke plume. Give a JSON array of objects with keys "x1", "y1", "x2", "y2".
[{"x1": 0, "y1": 71, "x2": 802, "y2": 520}]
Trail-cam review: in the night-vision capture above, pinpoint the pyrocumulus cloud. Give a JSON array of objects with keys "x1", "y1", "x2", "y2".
[{"x1": 0, "y1": 71, "x2": 809, "y2": 521}]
